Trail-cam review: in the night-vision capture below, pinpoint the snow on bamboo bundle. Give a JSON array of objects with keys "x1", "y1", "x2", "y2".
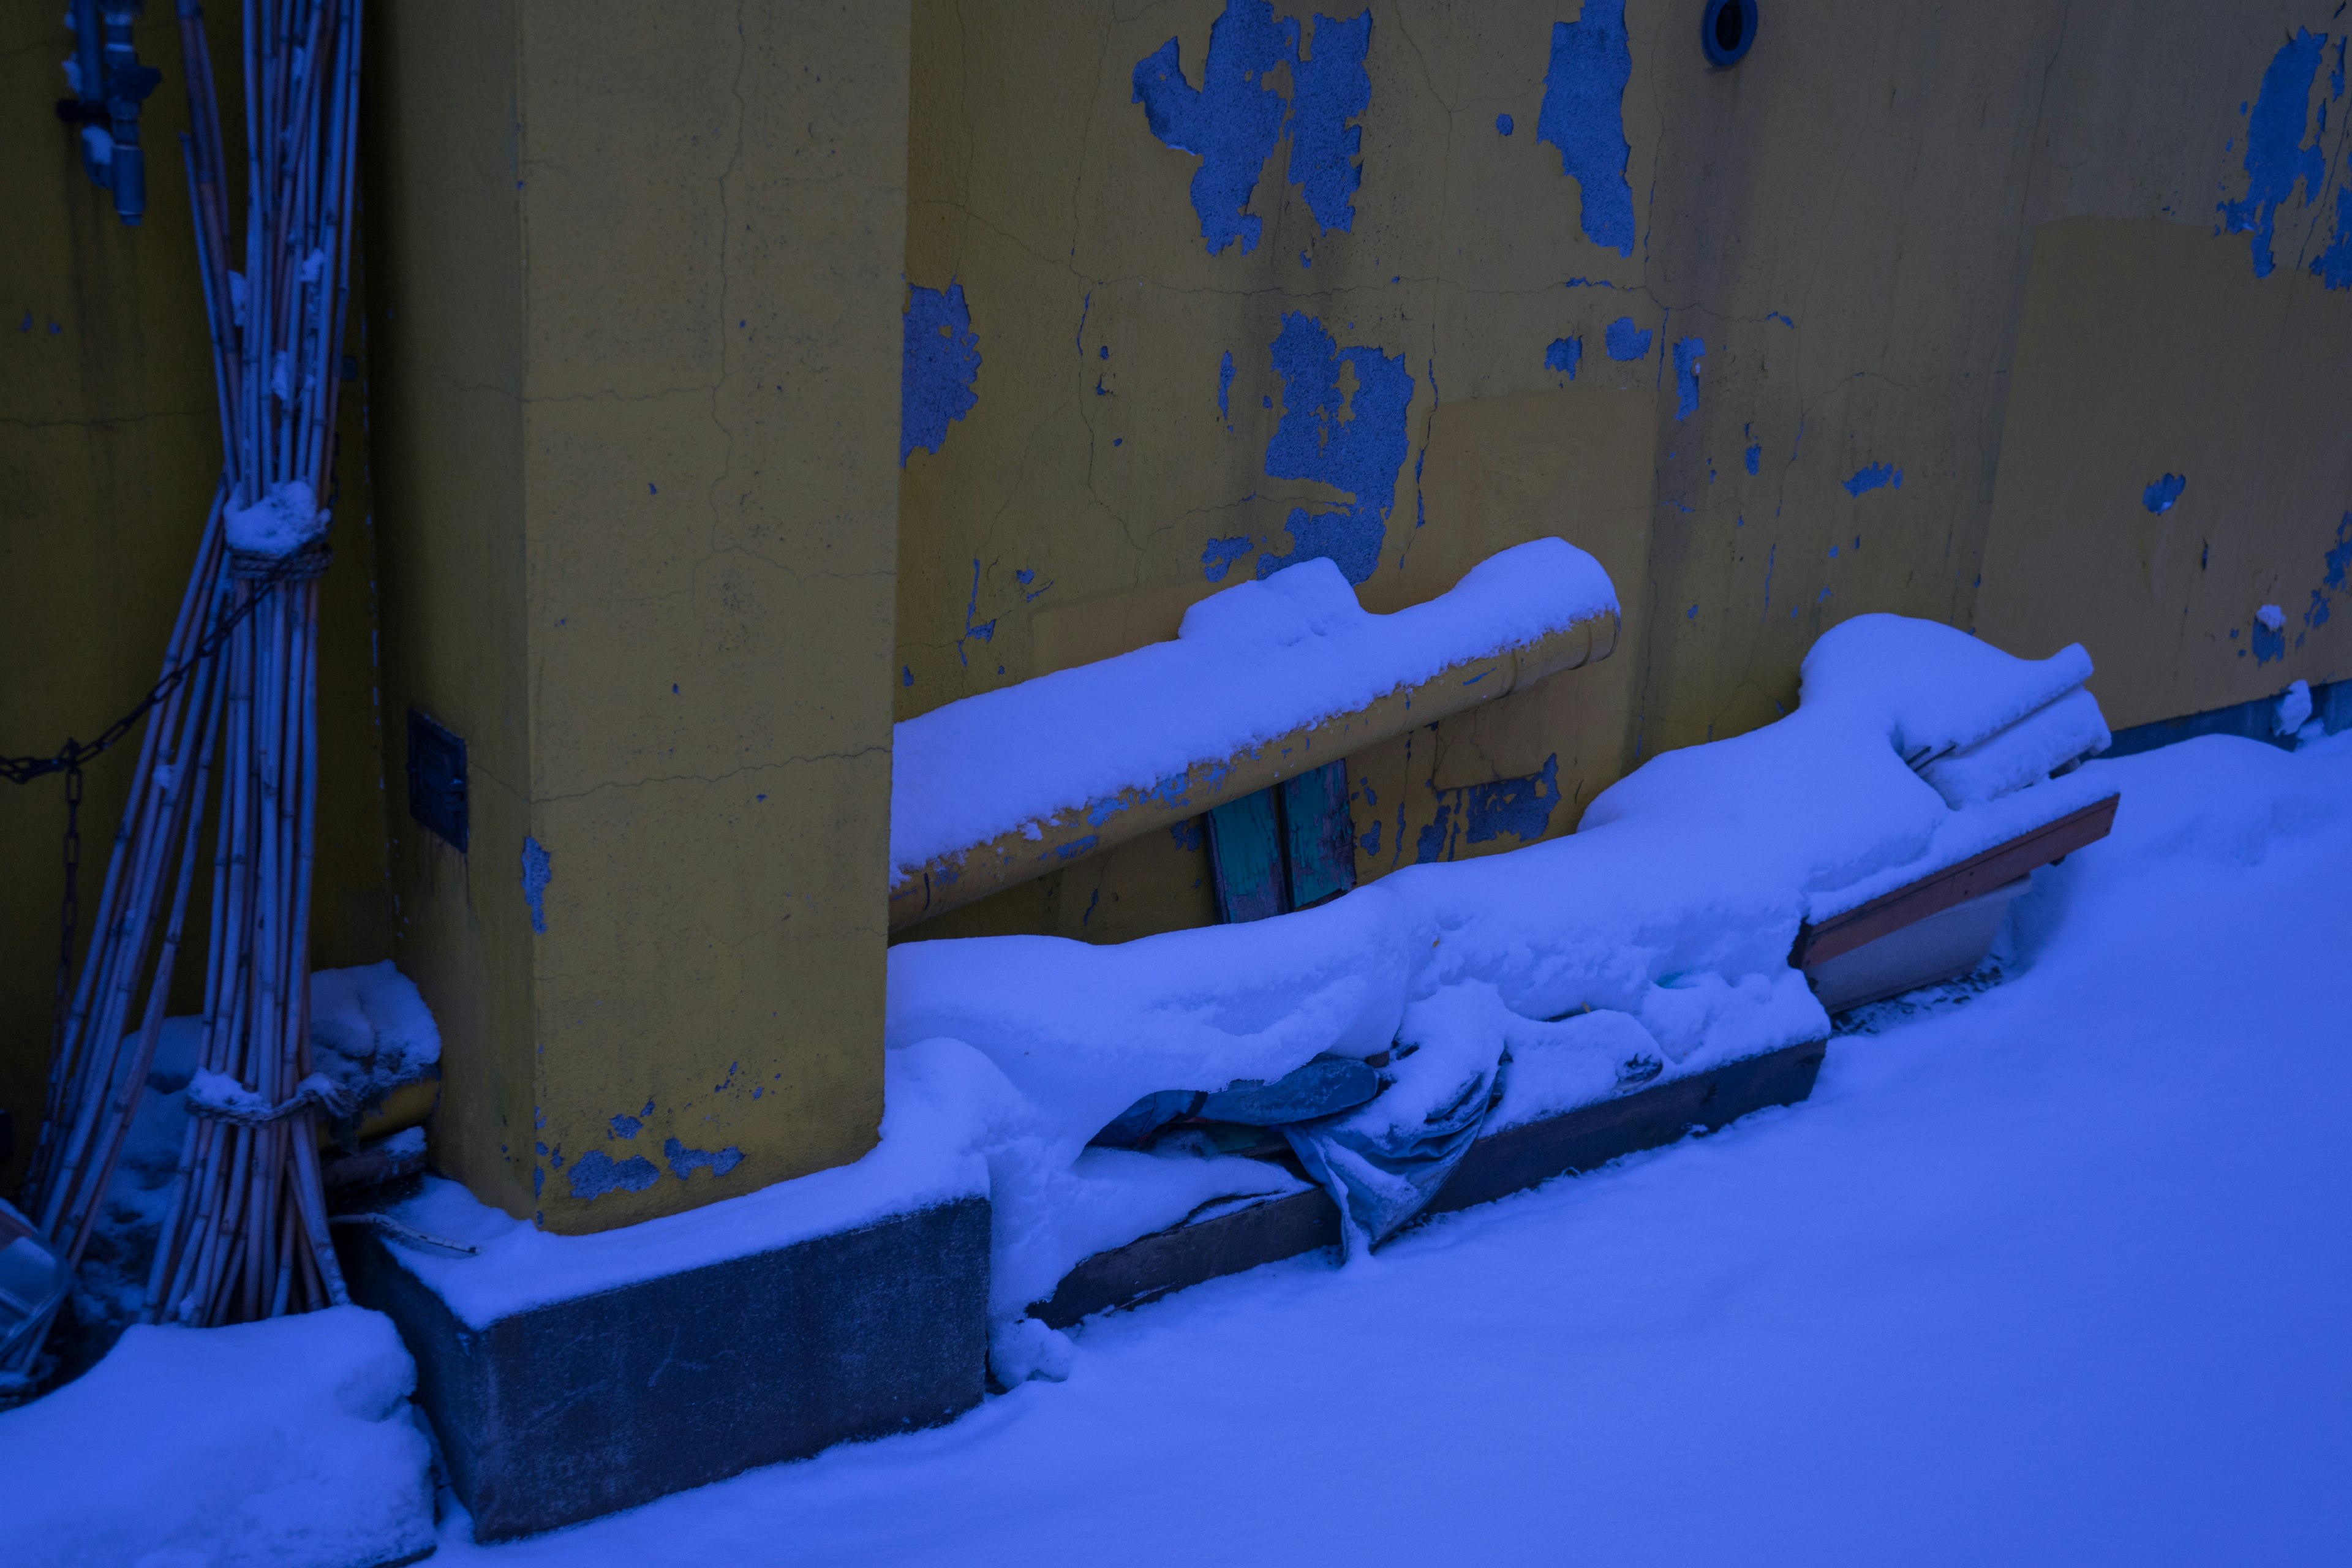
[{"x1": 4, "y1": 0, "x2": 366, "y2": 1384}]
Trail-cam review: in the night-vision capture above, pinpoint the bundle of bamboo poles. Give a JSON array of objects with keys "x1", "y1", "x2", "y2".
[{"x1": 4, "y1": 0, "x2": 365, "y2": 1377}]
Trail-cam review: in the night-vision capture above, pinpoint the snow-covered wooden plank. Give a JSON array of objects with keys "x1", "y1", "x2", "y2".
[{"x1": 889, "y1": 541, "x2": 1619, "y2": 931}]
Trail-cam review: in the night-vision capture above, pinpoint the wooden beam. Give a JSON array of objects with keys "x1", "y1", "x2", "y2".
[
  {"x1": 1795, "y1": 794, "x2": 2119, "y2": 970},
  {"x1": 889, "y1": 609, "x2": 1619, "y2": 932}
]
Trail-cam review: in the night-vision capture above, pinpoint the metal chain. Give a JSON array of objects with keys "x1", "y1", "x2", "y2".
[
  {"x1": 53, "y1": 763, "x2": 83, "y2": 1054},
  {"x1": 3, "y1": 549, "x2": 322, "y2": 1043}
]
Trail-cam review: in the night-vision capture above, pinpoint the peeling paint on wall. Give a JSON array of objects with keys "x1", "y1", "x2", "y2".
[
  {"x1": 2303, "y1": 511, "x2": 2352, "y2": 631},
  {"x1": 1536, "y1": 0, "x2": 1635, "y2": 257},
  {"x1": 1133, "y1": 2, "x2": 1372, "y2": 256},
  {"x1": 1604, "y1": 316, "x2": 1651, "y2": 361},
  {"x1": 2219, "y1": 29, "x2": 2328, "y2": 279},
  {"x1": 1843, "y1": 462, "x2": 1902, "y2": 498},
  {"x1": 568, "y1": 1149, "x2": 660, "y2": 1200},
  {"x1": 520, "y1": 837, "x2": 551, "y2": 935},
  {"x1": 1200, "y1": 535, "x2": 1254, "y2": 581},
  {"x1": 1257, "y1": 311, "x2": 1414, "y2": 584},
  {"x1": 2314, "y1": 187, "x2": 2352, "y2": 288},
  {"x1": 2143, "y1": 472, "x2": 2187, "y2": 513},
  {"x1": 1414, "y1": 753, "x2": 1563, "y2": 863},
  {"x1": 664, "y1": 1137, "x2": 745, "y2": 1180},
  {"x1": 1544, "y1": 336, "x2": 1582, "y2": 378},
  {"x1": 902, "y1": 280, "x2": 981, "y2": 464},
  {"x1": 1672, "y1": 336, "x2": 1706, "y2": 420},
  {"x1": 1287, "y1": 11, "x2": 1374, "y2": 233}
]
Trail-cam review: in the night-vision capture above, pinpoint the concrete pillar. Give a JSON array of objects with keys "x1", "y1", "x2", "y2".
[{"x1": 363, "y1": 1, "x2": 908, "y2": 1232}]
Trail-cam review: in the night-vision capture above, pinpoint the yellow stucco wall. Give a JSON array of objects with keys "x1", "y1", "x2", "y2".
[
  {"x1": 0, "y1": 2, "x2": 388, "y2": 1198},
  {"x1": 364, "y1": 1, "x2": 911, "y2": 1231},
  {"x1": 893, "y1": 0, "x2": 2352, "y2": 946},
  {"x1": 10, "y1": 0, "x2": 2350, "y2": 1211}
]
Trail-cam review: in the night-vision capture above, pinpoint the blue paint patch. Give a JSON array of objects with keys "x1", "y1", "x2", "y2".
[
  {"x1": 1218, "y1": 349, "x2": 1236, "y2": 417},
  {"x1": 1170, "y1": 818, "x2": 1205, "y2": 854},
  {"x1": 533, "y1": 1166, "x2": 543, "y2": 1199},
  {"x1": 568, "y1": 1150, "x2": 660, "y2": 1200},
  {"x1": 1413, "y1": 795, "x2": 1453, "y2": 864},
  {"x1": 901, "y1": 665, "x2": 914, "y2": 687},
  {"x1": 1496, "y1": 112, "x2": 1514, "y2": 136},
  {"x1": 2252, "y1": 619, "x2": 2286, "y2": 664},
  {"x1": 1052, "y1": 835, "x2": 1101, "y2": 861},
  {"x1": 1604, "y1": 317, "x2": 1651, "y2": 361},
  {"x1": 609, "y1": 1114, "x2": 641, "y2": 1140},
  {"x1": 2219, "y1": 29, "x2": 2328, "y2": 278},
  {"x1": 1475, "y1": 764, "x2": 1558, "y2": 846},
  {"x1": 1536, "y1": 1, "x2": 1635, "y2": 255},
  {"x1": 1766, "y1": 311, "x2": 1795, "y2": 328},
  {"x1": 1358, "y1": 818, "x2": 1381, "y2": 856},
  {"x1": 959, "y1": 558, "x2": 997, "y2": 666},
  {"x1": 1131, "y1": 1, "x2": 1293, "y2": 255},
  {"x1": 2312, "y1": 186, "x2": 2352, "y2": 288},
  {"x1": 1256, "y1": 311, "x2": 1414, "y2": 585},
  {"x1": 901, "y1": 281, "x2": 982, "y2": 464},
  {"x1": 1544, "y1": 336, "x2": 1582, "y2": 378},
  {"x1": 2143, "y1": 473, "x2": 2187, "y2": 513},
  {"x1": 1672, "y1": 336, "x2": 1705, "y2": 420},
  {"x1": 1843, "y1": 462, "x2": 1902, "y2": 497},
  {"x1": 520, "y1": 837, "x2": 551, "y2": 935},
  {"x1": 1744, "y1": 442, "x2": 1761, "y2": 475},
  {"x1": 664, "y1": 1137, "x2": 745, "y2": 1181},
  {"x1": 2302, "y1": 511, "x2": 2352, "y2": 629},
  {"x1": 1201, "y1": 535, "x2": 1253, "y2": 581},
  {"x1": 1288, "y1": 10, "x2": 1374, "y2": 233}
]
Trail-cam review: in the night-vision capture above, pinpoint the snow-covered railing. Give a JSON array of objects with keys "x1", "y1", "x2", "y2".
[{"x1": 888, "y1": 540, "x2": 1621, "y2": 931}]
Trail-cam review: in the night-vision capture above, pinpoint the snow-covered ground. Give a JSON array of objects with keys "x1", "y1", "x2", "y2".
[{"x1": 432, "y1": 730, "x2": 2351, "y2": 1565}]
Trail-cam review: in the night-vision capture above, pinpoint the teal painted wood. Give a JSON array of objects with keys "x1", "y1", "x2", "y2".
[
  {"x1": 1280, "y1": 760, "x2": 1355, "y2": 910},
  {"x1": 1207, "y1": 787, "x2": 1286, "y2": 922}
]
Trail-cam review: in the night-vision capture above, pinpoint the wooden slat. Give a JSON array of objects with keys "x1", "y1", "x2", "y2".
[
  {"x1": 1280, "y1": 758, "x2": 1356, "y2": 911},
  {"x1": 1796, "y1": 794, "x2": 2118, "y2": 969},
  {"x1": 1207, "y1": 786, "x2": 1286, "y2": 923}
]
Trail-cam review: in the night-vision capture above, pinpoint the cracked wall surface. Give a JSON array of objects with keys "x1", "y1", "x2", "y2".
[
  {"x1": 894, "y1": 0, "x2": 2352, "y2": 948},
  {"x1": 0, "y1": 2, "x2": 391, "y2": 1197},
  {"x1": 366, "y1": 1, "x2": 908, "y2": 1232}
]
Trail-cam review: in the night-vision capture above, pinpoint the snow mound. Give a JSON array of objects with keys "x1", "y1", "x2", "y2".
[
  {"x1": 224, "y1": 478, "x2": 327, "y2": 556},
  {"x1": 888, "y1": 612, "x2": 2118, "y2": 1321},
  {"x1": 1, "y1": 1307, "x2": 434, "y2": 1568},
  {"x1": 891, "y1": 540, "x2": 1617, "y2": 873},
  {"x1": 310, "y1": 959, "x2": 442, "y2": 1113}
]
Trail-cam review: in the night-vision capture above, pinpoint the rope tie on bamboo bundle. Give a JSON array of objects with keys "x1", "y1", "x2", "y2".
[
  {"x1": 183, "y1": 1069, "x2": 355, "y2": 1127},
  {"x1": 226, "y1": 540, "x2": 333, "y2": 582}
]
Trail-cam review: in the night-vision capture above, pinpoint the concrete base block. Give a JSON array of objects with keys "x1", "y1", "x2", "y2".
[{"x1": 339, "y1": 1196, "x2": 989, "y2": 1541}]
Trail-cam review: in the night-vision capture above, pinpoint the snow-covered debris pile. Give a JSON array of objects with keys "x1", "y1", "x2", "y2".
[
  {"x1": 309, "y1": 959, "x2": 442, "y2": 1117},
  {"x1": 75, "y1": 965, "x2": 440, "y2": 1339},
  {"x1": 891, "y1": 538, "x2": 1616, "y2": 874},
  {"x1": 1, "y1": 1306, "x2": 435, "y2": 1568},
  {"x1": 884, "y1": 612, "x2": 2119, "y2": 1330},
  {"x1": 355, "y1": 612, "x2": 2116, "y2": 1382}
]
